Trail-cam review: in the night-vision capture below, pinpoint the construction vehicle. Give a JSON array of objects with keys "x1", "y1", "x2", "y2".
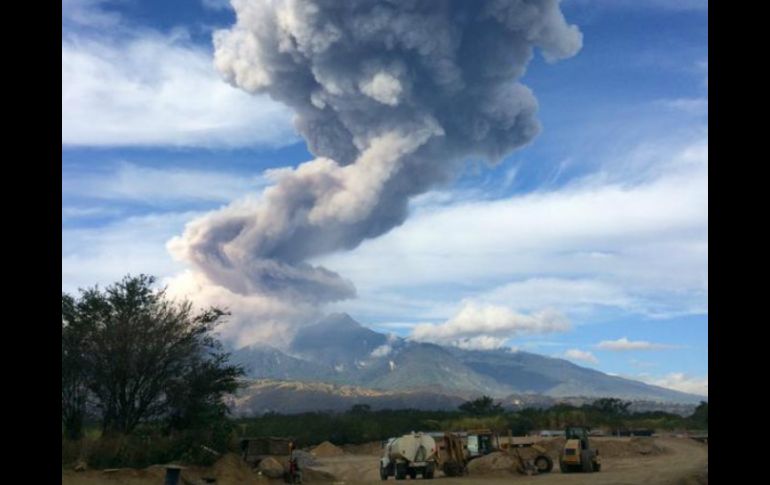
[
  {"x1": 559, "y1": 426, "x2": 601, "y2": 473},
  {"x1": 436, "y1": 432, "x2": 468, "y2": 477},
  {"x1": 240, "y1": 436, "x2": 293, "y2": 466},
  {"x1": 380, "y1": 432, "x2": 437, "y2": 480},
  {"x1": 435, "y1": 429, "x2": 553, "y2": 476}
]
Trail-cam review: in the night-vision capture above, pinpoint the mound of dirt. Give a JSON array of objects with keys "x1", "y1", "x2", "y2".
[
  {"x1": 302, "y1": 467, "x2": 338, "y2": 482},
  {"x1": 311, "y1": 441, "x2": 345, "y2": 457},
  {"x1": 210, "y1": 453, "x2": 266, "y2": 484},
  {"x1": 467, "y1": 452, "x2": 516, "y2": 474},
  {"x1": 629, "y1": 437, "x2": 666, "y2": 456},
  {"x1": 341, "y1": 441, "x2": 383, "y2": 455},
  {"x1": 257, "y1": 456, "x2": 285, "y2": 479},
  {"x1": 593, "y1": 437, "x2": 667, "y2": 458}
]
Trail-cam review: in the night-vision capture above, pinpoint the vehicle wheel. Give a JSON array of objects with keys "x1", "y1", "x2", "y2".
[
  {"x1": 559, "y1": 459, "x2": 569, "y2": 473},
  {"x1": 380, "y1": 464, "x2": 388, "y2": 480},
  {"x1": 535, "y1": 455, "x2": 553, "y2": 473},
  {"x1": 424, "y1": 463, "x2": 435, "y2": 479},
  {"x1": 593, "y1": 462, "x2": 601, "y2": 472},
  {"x1": 581, "y1": 450, "x2": 594, "y2": 473},
  {"x1": 395, "y1": 463, "x2": 406, "y2": 480},
  {"x1": 408, "y1": 468, "x2": 417, "y2": 479}
]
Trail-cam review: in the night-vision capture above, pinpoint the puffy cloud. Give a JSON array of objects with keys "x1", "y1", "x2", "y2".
[
  {"x1": 597, "y1": 337, "x2": 676, "y2": 351},
  {"x1": 63, "y1": 163, "x2": 268, "y2": 204},
  {"x1": 410, "y1": 302, "x2": 570, "y2": 348},
  {"x1": 62, "y1": 29, "x2": 296, "y2": 148},
  {"x1": 564, "y1": 349, "x2": 598, "y2": 364},
  {"x1": 370, "y1": 344, "x2": 392, "y2": 358},
  {"x1": 642, "y1": 373, "x2": 708, "y2": 397},
  {"x1": 164, "y1": 270, "x2": 320, "y2": 349}
]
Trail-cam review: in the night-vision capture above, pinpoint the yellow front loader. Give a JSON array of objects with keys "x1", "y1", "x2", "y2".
[{"x1": 559, "y1": 426, "x2": 601, "y2": 473}]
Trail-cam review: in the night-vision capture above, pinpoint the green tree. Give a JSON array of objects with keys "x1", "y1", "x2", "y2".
[
  {"x1": 591, "y1": 398, "x2": 631, "y2": 416},
  {"x1": 62, "y1": 274, "x2": 244, "y2": 436},
  {"x1": 62, "y1": 293, "x2": 93, "y2": 440},
  {"x1": 458, "y1": 395, "x2": 503, "y2": 415},
  {"x1": 688, "y1": 401, "x2": 708, "y2": 429},
  {"x1": 349, "y1": 403, "x2": 372, "y2": 415}
]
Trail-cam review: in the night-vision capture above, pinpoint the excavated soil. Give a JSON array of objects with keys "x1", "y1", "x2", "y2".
[
  {"x1": 341, "y1": 441, "x2": 383, "y2": 455},
  {"x1": 311, "y1": 441, "x2": 345, "y2": 457},
  {"x1": 62, "y1": 437, "x2": 705, "y2": 484}
]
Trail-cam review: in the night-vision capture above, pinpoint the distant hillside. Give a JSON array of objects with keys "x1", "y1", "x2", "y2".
[
  {"x1": 229, "y1": 379, "x2": 468, "y2": 416},
  {"x1": 230, "y1": 313, "x2": 705, "y2": 408}
]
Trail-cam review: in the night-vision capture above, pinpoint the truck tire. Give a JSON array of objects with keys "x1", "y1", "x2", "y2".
[
  {"x1": 593, "y1": 462, "x2": 601, "y2": 472},
  {"x1": 581, "y1": 450, "x2": 594, "y2": 473},
  {"x1": 559, "y1": 459, "x2": 570, "y2": 473},
  {"x1": 408, "y1": 468, "x2": 417, "y2": 479},
  {"x1": 395, "y1": 463, "x2": 406, "y2": 480},
  {"x1": 424, "y1": 463, "x2": 435, "y2": 479},
  {"x1": 380, "y1": 464, "x2": 388, "y2": 480},
  {"x1": 535, "y1": 455, "x2": 553, "y2": 473}
]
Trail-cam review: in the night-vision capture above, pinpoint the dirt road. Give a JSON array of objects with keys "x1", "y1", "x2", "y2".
[
  {"x1": 309, "y1": 437, "x2": 707, "y2": 485},
  {"x1": 62, "y1": 437, "x2": 706, "y2": 484}
]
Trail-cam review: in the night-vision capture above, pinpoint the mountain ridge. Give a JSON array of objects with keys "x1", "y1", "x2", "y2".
[{"x1": 229, "y1": 313, "x2": 705, "y2": 407}]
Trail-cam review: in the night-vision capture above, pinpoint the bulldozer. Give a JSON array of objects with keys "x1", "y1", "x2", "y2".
[{"x1": 559, "y1": 426, "x2": 601, "y2": 473}]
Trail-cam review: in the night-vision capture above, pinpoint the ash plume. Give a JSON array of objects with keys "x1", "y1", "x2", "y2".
[{"x1": 169, "y1": 0, "x2": 581, "y2": 317}]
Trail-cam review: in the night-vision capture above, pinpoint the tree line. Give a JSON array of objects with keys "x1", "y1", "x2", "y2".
[{"x1": 62, "y1": 275, "x2": 244, "y2": 441}]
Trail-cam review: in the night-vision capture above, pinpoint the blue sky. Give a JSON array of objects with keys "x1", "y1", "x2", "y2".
[{"x1": 62, "y1": 0, "x2": 708, "y2": 396}]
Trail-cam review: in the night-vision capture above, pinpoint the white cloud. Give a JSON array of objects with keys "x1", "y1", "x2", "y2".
[
  {"x1": 63, "y1": 0, "x2": 121, "y2": 28},
  {"x1": 164, "y1": 270, "x2": 320, "y2": 349},
  {"x1": 410, "y1": 302, "x2": 570, "y2": 349},
  {"x1": 597, "y1": 337, "x2": 676, "y2": 351},
  {"x1": 370, "y1": 344, "x2": 392, "y2": 358},
  {"x1": 62, "y1": 211, "x2": 200, "y2": 293},
  {"x1": 62, "y1": 29, "x2": 296, "y2": 148},
  {"x1": 564, "y1": 349, "x2": 598, "y2": 364},
  {"x1": 453, "y1": 336, "x2": 509, "y2": 351},
  {"x1": 478, "y1": 278, "x2": 636, "y2": 315},
  {"x1": 317, "y1": 138, "x2": 707, "y2": 322},
  {"x1": 641, "y1": 373, "x2": 708, "y2": 397},
  {"x1": 64, "y1": 163, "x2": 268, "y2": 203}
]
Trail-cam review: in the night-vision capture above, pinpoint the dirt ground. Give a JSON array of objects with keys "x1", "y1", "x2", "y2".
[
  {"x1": 307, "y1": 437, "x2": 707, "y2": 485},
  {"x1": 62, "y1": 437, "x2": 707, "y2": 485}
]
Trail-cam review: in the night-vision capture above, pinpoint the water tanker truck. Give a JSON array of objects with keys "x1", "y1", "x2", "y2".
[{"x1": 380, "y1": 432, "x2": 437, "y2": 480}]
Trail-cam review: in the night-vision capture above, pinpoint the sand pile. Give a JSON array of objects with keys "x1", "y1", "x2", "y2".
[
  {"x1": 518, "y1": 437, "x2": 667, "y2": 460},
  {"x1": 628, "y1": 437, "x2": 666, "y2": 456},
  {"x1": 257, "y1": 456, "x2": 284, "y2": 479},
  {"x1": 311, "y1": 441, "x2": 345, "y2": 457},
  {"x1": 209, "y1": 453, "x2": 266, "y2": 484},
  {"x1": 341, "y1": 441, "x2": 383, "y2": 455},
  {"x1": 467, "y1": 452, "x2": 516, "y2": 474},
  {"x1": 301, "y1": 467, "x2": 338, "y2": 482},
  {"x1": 593, "y1": 437, "x2": 667, "y2": 458}
]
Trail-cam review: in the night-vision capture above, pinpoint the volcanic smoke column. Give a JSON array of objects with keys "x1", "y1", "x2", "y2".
[{"x1": 169, "y1": 0, "x2": 582, "y2": 307}]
